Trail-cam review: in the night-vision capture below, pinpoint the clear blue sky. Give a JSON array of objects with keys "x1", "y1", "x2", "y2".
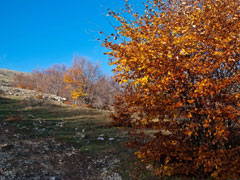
[{"x1": 0, "y1": 0, "x2": 126, "y2": 75}]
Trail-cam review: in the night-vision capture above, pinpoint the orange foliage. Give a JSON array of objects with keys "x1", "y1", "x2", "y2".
[
  {"x1": 64, "y1": 67, "x2": 86, "y2": 101},
  {"x1": 111, "y1": 93, "x2": 133, "y2": 127},
  {"x1": 103, "y1": 0, "x2": 240, "y2": 179}
]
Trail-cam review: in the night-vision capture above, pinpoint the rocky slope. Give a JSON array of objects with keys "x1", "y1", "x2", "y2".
[
  {"x1": 0, "y1": 68, "x2": 27, "y2": 87},
  {"x1": 0, "y1": 68, "x2": 66, "y2": 103},
  {"x1": 0, "y1": 86, "x2": 66, "y2": 103}
]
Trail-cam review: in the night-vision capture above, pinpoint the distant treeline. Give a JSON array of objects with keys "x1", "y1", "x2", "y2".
[{"x1": 13, "y1": 56, "x2": 119, "y2": 109}]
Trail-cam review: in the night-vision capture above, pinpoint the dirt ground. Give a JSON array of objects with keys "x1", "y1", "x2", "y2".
[{"x1": 0, "y1": 123, "x2": 122, "y2": 180}]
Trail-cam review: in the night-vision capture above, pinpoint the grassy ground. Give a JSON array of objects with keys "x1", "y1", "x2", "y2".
[{"x1": 0, "y1": 95, "x2": 165, "y2": 180}]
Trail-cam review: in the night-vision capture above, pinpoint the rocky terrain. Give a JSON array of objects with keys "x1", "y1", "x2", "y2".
[
  {"x1": 0, "y1": 122, "x2": 122, "y2": 180},
  {"x1": 0, "y1": 68, "x2": 67, "y2": 103},
  {"x1": 0, "y1": 86, "x2": 66, "y2": 103}
]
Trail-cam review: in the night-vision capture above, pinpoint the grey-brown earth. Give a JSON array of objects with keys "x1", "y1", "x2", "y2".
[{"x1": 0, "y1": 122, "x2": 122, "y2": 180}]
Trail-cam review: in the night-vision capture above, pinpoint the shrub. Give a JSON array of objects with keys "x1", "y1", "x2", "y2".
[{"x1": 103, "y1": 0, "x2": 240, "y2": 179}]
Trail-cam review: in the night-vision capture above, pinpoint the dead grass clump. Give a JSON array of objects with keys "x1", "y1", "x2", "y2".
[
  {"x1": 6, "y1": 114, "x2": 24, "y2": 122},
  {"x1": 0, "y1": 89, "x2": 5, "y2": 96}
]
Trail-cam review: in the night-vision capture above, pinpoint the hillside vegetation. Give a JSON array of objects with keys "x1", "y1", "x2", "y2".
[
  {"x1": 0, "y1": 68, "x2": 28, "y2": 87},
  {"x1": 11, "y1": 56, "x2": 118, "y2": 110}
]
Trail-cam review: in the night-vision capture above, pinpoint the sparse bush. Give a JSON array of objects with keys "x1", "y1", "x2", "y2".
[
  {"x1": 0, "y1": 89, "x2": 5, "y2": 96},
  {"x1": 13, "y1": 73, "x2": 35, "y2": 90},
  {"x1": 6, "y1": 114, "x2": 24, "y2": 121},
  {"x1": 21, "y1": 96, "x2": 46, "y2": 107}
]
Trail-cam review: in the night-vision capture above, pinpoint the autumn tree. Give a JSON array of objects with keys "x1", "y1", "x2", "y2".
[
  {"x1": 103, "y1": 0, "x2": 240, "y2": 179},
  {"x1": 13, "y1": 73, "x2": 35, "y2": 90},
  {"x1": 42, "y1": 64, "x2": 67, "y2": 96},
  {"x1": 64, "y1": 59, "x2": 86, "y2": 103},
  {"x1": 13, "y1": 57, "x2": 117, "y2": 109},
  {"x1": 92, "y1": 75, "x2": 118, "y2": 109},
  {"x1": 14, "y1": 65, "x2": 67, "y2": 97},
  {"x1": 64, "y1": 56, "x2": 118, "y2": 109}
]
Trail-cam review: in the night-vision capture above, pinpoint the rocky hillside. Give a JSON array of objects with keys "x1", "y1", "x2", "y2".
[
  {"x1": 0, "y1": 68, "x2": 66, "y2": 103},
  {"x1": 0, "y1": 68, "x2": 28, "y2": 87}
]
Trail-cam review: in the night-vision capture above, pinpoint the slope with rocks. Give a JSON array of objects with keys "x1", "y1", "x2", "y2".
[
  {"x1": 0, "y1": 68, "x2": 27, "y2": 87},
  {"x1": 0, "y1": 68, "x2": 66, "y2": 103}
]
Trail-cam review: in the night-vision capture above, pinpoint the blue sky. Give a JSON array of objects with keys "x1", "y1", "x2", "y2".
[{"x1": 0, "y1": 0, "x2": 126, "y2": 75}]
